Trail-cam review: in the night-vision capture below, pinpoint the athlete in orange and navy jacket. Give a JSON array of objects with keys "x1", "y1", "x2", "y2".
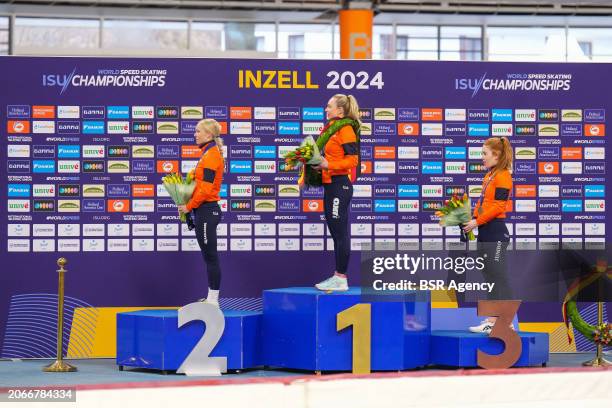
[
  {"x1": 464, "y1": 139, "x2": 514, "y2": 325},
  {"x1": 473, "y1": 168, "x2": 513, "y2": 226},
  {"x1": 321, "y1": 120, "x2": 359, "y2": 184},
  {"x1": 185, "y1": 141, "x2": 224, "y2": 211},
  {"x1": 184, "y1": 139, "x2": 224, "y2": 294},
  {"x1": 318, "y1": 120, "x2": 359, "y2": 280}
]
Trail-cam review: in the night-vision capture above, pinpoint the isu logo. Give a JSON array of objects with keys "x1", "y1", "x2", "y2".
[
  {"x1": 162, "y1": 162, "x2": 173, "y2": 172},
  {"x1": 113, "y1": 201, "x2": 125, "y2": 211}
]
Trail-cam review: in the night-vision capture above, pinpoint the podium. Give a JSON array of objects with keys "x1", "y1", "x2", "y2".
[
  {"x1": 116, "y1": 309, "x2": 262, "y2": 372},
  {"x1": 262, "y1": 287, "x2": 431, "y2": 371},
  {"x1": 115, "y1": 290, "x2": 550, "y2": 374}
]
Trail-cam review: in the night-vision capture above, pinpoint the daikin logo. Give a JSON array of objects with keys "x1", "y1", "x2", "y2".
[
  {"x1": 468, "y1": 124, "x2": 489, "y2": 136},
  {"x1": 107, "y1": 106, "x2": 129, "y2": 119},
  {"x1": 398, "y1": 185, "x2": 419, "y2": 197},
  {"x1": 8, "y1": 184, "x2": 31, "y2": 198},
  {"x1": 278, "y1": 122, "x2": 300, "y2": 135},
  {"x1": 492, "y1": 109, "x2": 513, "y2": 122},
  {"x1": 445, "y1": 147, "x2": 466, "y2": 160},
  {"x1": 374, "y1": 200, "x2": 395, "y2": 213},
  {"x1": 302, "y1": 107, "x2": 324, "y2": 120}
]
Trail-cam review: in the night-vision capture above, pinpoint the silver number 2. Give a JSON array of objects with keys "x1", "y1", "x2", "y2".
[{"x1": 177, "y1": 302, "x2": 227, "y2": 376}]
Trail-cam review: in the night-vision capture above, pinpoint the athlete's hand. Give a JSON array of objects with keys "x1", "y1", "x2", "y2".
[
  {"x1": 312, "y1": 157, "x2": 329, "y2": 170},
  {"x1": 177, "y1": 205, "x2": 188, "y2": 214},
  {"x1": 463, "y1": 219, "x2": 478, "y2": 233}
]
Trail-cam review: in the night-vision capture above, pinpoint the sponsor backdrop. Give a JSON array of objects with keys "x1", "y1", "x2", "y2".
[{"x1": 0, "y1": 57, "x2": 609, "y2": 356}]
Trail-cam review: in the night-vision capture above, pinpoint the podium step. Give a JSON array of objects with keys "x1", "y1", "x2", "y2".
[
  {"x1": 262, "y1": 287, "x2": 430, "y2": 371},
  {"x1": 116, "y1": 309, "x2": 262, "y2": 371},
  {"x1": 430, "y1": 330, "x2": 549, "y2": 368}
]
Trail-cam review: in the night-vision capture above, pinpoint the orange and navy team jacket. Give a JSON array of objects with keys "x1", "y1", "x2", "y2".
[
  {"x1": 185, "y1": 141, "x2": 224, "y2": 211},
  {"x1": 322, "y1": 121, "x2": 359, "y2": 184},
  {"x1": 473, "y1": 168, "x2": 513, "y2": 226}
]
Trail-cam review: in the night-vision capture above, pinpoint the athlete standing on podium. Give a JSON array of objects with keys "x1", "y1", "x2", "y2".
[
  {"x1": 178, "y1": 119, "x2": 224, "y2": 306},
  {"x1": 463, "y1": 136, "x2": 514, "y2": 333},
  {"x1": 313, "y1": 94, "x2": 361, "y2": 292}
]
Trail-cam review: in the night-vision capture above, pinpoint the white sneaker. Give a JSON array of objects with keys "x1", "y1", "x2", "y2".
[
  {"x1": 469, "y1": 320, "x2": 516, "y2": 334},
  {"x1": 404, "y1": 316, "x2": 426, "y2": 331},
  {"x1": 315, "y1": 275, "x2": 348, "y2": 292},
  {"x1": 469, "y1": 319, "x2": 495, "y2": 334},
  {"x1": 197, "y1": 298, "x2": 220, "y2": 307}
]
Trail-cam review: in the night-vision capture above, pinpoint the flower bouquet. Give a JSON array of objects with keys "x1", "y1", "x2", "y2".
[
  {"x1": 435, "y1": 193, "x2": 476, "y2": 241},
  {"x1": 162, "y1": 172, "x2": 196, "y2": 222},
  {"x1": 283, "y1": 135, "x2": 323, "y2": 189},
  {"x1": 593, "y1": 322, "x2": 611, "y2": 346}
]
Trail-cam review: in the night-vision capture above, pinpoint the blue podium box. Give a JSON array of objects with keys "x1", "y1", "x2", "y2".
[
  {"x1": 116, "y1": 309, "x2": 262, "y2": 371},
  {"x1": 430, "y1": 330, "x2": 549, "y2": 368},
  {"x1": 262, "y1": 287, "x2": 431, "y2": 371}
]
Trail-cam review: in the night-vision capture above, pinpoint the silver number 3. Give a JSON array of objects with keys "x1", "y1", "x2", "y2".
[{"x1": 177, "y1": 302, "x2": 227, "y2": 376}]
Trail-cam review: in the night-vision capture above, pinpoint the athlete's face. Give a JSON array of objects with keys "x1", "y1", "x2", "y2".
[
  {"x1": 325, "y1": 97, "x2": 344, "y2": 120},
  {"x1": 195, "y1": 125, "x2": 214, "y2": 146},
  {"x1": 482, "y1": 145, "x2": 499, "y2": 169}
]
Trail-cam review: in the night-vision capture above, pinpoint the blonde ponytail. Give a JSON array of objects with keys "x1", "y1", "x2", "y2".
[
  {"x1": 197, "y1": 118, "x2": 224, "y2": 150},
  {"x1": 333, "y1": 94, "x2": 362, "y2": 126}
]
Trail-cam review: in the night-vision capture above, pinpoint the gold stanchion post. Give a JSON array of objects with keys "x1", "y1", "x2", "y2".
[{"x1": 43, "y1": 258, "x2": 77, "y2": 372}]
